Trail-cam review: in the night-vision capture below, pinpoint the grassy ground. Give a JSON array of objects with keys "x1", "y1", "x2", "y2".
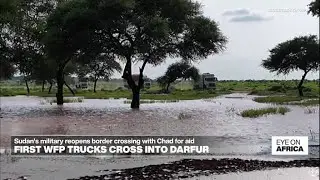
[
  {"x1": 0, "y1": 87, "x2": 229, "y2": 100},
  {"x1": 254, "y1": 96, "x2": 305, "y2": 104},
  {"x1": 241, "y1": 107, "x2": 290, "y2": 118},
  {"x1": 290, "y1": 99, "x2": 319, "y2": 106},
  {"x1": 253, "y1": 96, "x2": 319, "y2": 106},
  {"x1": 1, "y1": 80, "x2": 319, "y2": 102}
]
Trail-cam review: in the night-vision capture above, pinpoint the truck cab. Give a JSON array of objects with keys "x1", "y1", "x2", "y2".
[
  {"x1": 194, "y1": 73, "x2": 217, "y2": 90},
  {"x1": 75, "y1": 78, "x2": 89, "y2": 89}
]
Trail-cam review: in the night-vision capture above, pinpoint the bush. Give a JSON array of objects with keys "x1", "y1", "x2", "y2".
[
  {"x1": 208, "y1": 89, "x2": 216, "y2": 94},
  {"x1": 220, "y1": 87, "x2": 228, "y2": 91},
  {"x1": 168, "y1": 86, "x2": 176, "y2": 93},
  {"x1": 241, "y1": 107, "x2": 290, "y2": 118},
  {"x1": 268, "y1": 85, "x2": 286, "y2": 92},
  {"x1": 115, "y1": 87, "x2": 126, "y2": 91},
  {"x1": 254, "y1": 96, "x2": 304, "y2": 104},
  {"x1": 193, "y1": 84, "x2": 201, "y2": 90},
  {"x1": 302, "y1": 86, "x2": 312, "y2": 92},
  {"x1": 248, "y1": 89, "x2": 258, "y2": 95}
]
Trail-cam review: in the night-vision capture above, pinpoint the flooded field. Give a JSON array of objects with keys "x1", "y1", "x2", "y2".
[{"x1": 0, "y1": 94, "x2": 319, "y2": 180}]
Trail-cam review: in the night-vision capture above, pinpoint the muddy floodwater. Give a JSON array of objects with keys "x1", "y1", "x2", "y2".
[{"x1": 0, "y1": 93, "x2": 319, "y2": 180}]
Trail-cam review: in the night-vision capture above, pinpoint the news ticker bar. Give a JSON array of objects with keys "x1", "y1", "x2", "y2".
[
  {"x1": 11, "y1": 136, "x2": 311, "y2": 156},
  {"x1": 11, "y1": 136, "x2": 211, "y2": 155}
]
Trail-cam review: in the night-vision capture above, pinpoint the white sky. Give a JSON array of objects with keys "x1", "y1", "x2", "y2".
[{"x1": 121, "y1": 0, "x2": 319, "y2": 80}]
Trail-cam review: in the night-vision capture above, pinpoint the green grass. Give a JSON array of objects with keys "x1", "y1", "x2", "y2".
[
  {"x1": 0, "y1": 87, "x2": 229, "y2": 100},
  {"x1": 1, "y1": 80, "x2": 318, "y2": 101},
  {"x1": 241, "y1": 107, "x2": 290, "y2": 118},
  {"x1": 253, "y1": 96, "x2": 304, "y2": 104},
  {"x1": 253, "y1": 96, "x2": 319, "y2": 106},
  {"x1": 289, "y1": 99, "x2": 319, "y2": 106},
  {"x1": 140, "y1": 89, "x2": 229, "y2": 100}
]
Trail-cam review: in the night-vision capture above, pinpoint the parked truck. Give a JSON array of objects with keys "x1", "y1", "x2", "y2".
[
  {"x1": 75, "y1": 77, "x2": 89, "y2": 89},
  {"x1": 193, "y1": 73, "x2": 217, "y2": 90}
]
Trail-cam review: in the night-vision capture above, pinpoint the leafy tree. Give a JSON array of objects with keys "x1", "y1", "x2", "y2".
[
  {"x1": 157, "y1": 61, "x2": 200, "y2": 92},
  {"x1": 2, "y1": 0, "x2": 61, "y2": 93},
  {"x1": 11, "y1": 42, "x2": 41, "y2": 94},
  {"x1": 45, "y1": 0, "x2": 227, "y2": 107},
  {"x1": 31, "y1": 57, "x2": 56, "y2": 92},
  {"x1": 0, "y1": 34, "x2": 16, "y2": 80},
  {"x1": 0, "y1": 0, "x2": 18, "y2": 80},
  {"x1": 262, "y1": 35, "x2": 319, "y2": 96},
  {"x1": 44, "y1": 0, "x2": 103, "y2": 104},
  {"x1": 184, "y1": 66, "x2": 200, "y2": 82},
  {"x1": 0, "y1": 59, "x2": 16, "y2": 80},
  {"x1": 76, "y1": 53, "x2": 122, "y2": 92},
  {"x1": 0, "y1": 0, "x2": 17, "y2": 24},
  {"x1": 156, "y1": 75, "x2": 168, "y2": 91},
  {"x1": 308, "y1": 0, "x2": 320, "y2": 17},
  {"x1": 100, "y1": 0, "x2": 226, "y2": 108}
]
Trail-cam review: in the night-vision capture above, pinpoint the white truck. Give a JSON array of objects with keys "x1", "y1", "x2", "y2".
[
  {"x1": 193, "y1": 73, "x2": 217, "y2": 90},
  {"x1": 75, "y1": 78, "x2": 89, "y2": 89}
]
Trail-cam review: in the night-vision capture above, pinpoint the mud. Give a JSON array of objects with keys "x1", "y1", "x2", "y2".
[{"x1": 67, "y1": 158, "x2": 320, "y2": 180}]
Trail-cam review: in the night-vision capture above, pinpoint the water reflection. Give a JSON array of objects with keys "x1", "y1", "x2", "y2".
[
  {"x1": 1, "y1": 94, "x2": 318, "y2": 154},
  {"x1": 0, "y1": 94, "x2": 319, "y2": 180}
]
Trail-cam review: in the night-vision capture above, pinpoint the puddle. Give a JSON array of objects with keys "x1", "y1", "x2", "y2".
[{"x1": 0, "y1": 93, "x2": 319, "y2": 180}]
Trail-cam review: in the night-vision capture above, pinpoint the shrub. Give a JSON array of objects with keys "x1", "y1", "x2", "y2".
[
  {"x1": 268, "y1": 85, "x2": 286, "y2": 92},
  {"x1": 241, "y1": 107, "x2": 290, "y2": 118}
]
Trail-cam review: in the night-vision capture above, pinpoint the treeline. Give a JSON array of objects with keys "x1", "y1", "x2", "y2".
[
  {"x1": 1, "y1": 0, "x2": 319, "y2": 108},
  {"x1": 3, "y1": 76, "x2": 319, "y2": 83},
  {"x1": 0, "y1": 0, "x2": 228, "y2": 108}
]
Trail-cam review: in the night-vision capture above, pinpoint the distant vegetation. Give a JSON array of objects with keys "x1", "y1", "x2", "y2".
[
  {"x1": 308, "y1": 0, "x2": 320, "y2": 17},
  {"x1": 241, "y1": 107, "x2": 290, "y2": 118},
  {"x1": 254, "y1": 96, "x2": 319, "y2": 106},
  {"x1": 261, "y1": 35, "x2": 319, "y2": 97},
  {"x1": 288, "y1": 99, "x2": 319, "y2": 106},
  {"x1": 254, "y1": 96, "x2": 305, "y2": 104},
  {"x1": 1, "y1": 79, "x2": 319, "y2": 103},
  {"x1": 157, "y1": 61, "x2": 200, "y2": 93},
  {"x1": 1, "y1": 0, "x2": 228, "y2": 109},
  {"x1": 1, "y1": 0, "x2": 318, "y2": 109}
]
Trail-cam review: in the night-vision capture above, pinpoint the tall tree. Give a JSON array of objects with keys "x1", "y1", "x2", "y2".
[
  {"x1": 0, "y1": 59, "x2": 16, "y2": 80},
  {"x1": 31, "y1": 57, "x2": 56, "y2": 92},
  {"x1": 99, "y1": 0, "x2": 227, "y2": 108},
  {"x1": 157, "y1": 61, "x2": 200, "y2": 92},
  {"x1": 11, "y1": 42, "x2": 41, "y2": 94},
  {"x1": 44, "y1": 0, "x2": 102, "y2": 104},
  {"x1": 76, "y1": 53, "x2": 122, "y2": 92},
  {"x1": 262, "y1": 35, "x2": 319, "y2": 96},
  {"x1": 308, "y1": 0, "x2": 320, "y2": 17},
  {"x1": 0, "y1": 36, "x2": 16, "y2": 80},
  {"x1": 2, "y1": 0, "x2": 61, "y2": 92},
  {"x1": 0, "y1": 0, "x2": 18, "y2": 80},
  {"x1": 0, "y1": 0, "x2": 17, "y2": 23},
  {"x1": 45, "y1": 0, "x2": 227, "y2": 107}
]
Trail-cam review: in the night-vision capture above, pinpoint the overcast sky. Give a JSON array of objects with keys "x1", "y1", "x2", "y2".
[{"x1": 121, "y1": 0, "x2": 319, "y2": 80}]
